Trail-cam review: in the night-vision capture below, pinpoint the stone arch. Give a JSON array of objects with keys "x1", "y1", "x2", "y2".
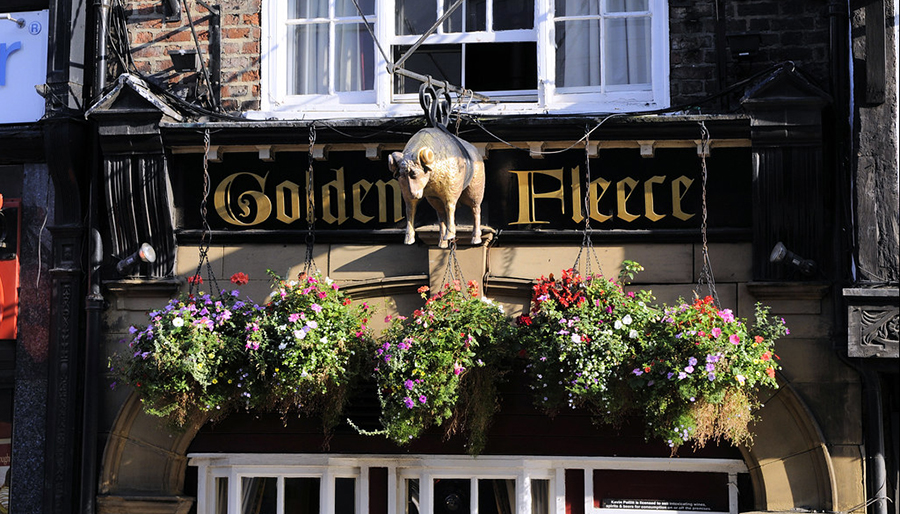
[{"x1": 97, "y1": 380, "x2": 837, "y2": 514}]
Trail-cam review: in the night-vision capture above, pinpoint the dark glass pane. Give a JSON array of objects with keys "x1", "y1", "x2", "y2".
[
  {"x1": 396, "y1": 0, "x2": 437, "y2": 35},
  {"x1": 285, "y1": 477, "x2": 321, "y2": 514},
  {"x1": 607, "y1": 0, "x2": 648, "y2": 13},
  {"x1": 531, "y1": 480, "x2": 550, "y2": 514},
  {"x1": 442, "y1": 0, "x2": 465, "y2": 32},
  {"x1": 493, "y1": 0, "x2": 534, "y2": 30},
  {"x1": 337, "y1": 0, "x2": 374, "y2": 16},
  {"x1": 434, "y1": 478, "x2": 471, "y2": 514},
  {"x1": 469, "y1": 0, "x2": 487, "y2": 31},
  {"x1": 393, "y1": 45, "x2": 462, "y2": 94},
  {"x1": 466, "y1": 42, "x2": 537, "y2": 91},
  {"x1": 336, "y1": 478, "x2": 356, "y2": 514},
  {"x1": 215, "y1": 477, "x2": 229, "y2": 514},
  {"x1": 241, "y1": 477, "x2": 277, "y2": 514},
  {"x1": 406, "y1": 479, "x2": 420, "y2": 514},
  {"x1": 478, "y1": 479, "x2": 515, "y2": 514}
]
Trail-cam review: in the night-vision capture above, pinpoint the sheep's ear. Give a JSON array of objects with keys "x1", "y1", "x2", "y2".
[
  {"x1": 417, "y1": 147, "x2": 435, "y2": 170},
  {"x1": 388, "y1": 151, "x2": 404, "y2": 177}
]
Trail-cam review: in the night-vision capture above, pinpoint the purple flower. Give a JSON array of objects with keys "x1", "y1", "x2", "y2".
[
  {"x1": 688, "y1": 357, "x2": 698, "y2": 367},
  {"x1": 311, "y1": 303, "x2": 323, "y2": 313},
  {"x1": 632, "y1": 368, "x2": 643, "y2": 376},
  {"x1": 678, "y1": 372, "x2": 688, "y2": 380},
  {"x1": 403, "y1": 397, "x2": 415, "y2": 409},
  {"x1": 708, "y1": 373, "x2": 716, "y2": 381},
  {"x1": 718, "y1": 309, "x2": 735, "y2": 323},
  {"x1": 419, "y1": 395, "x2": 427, "y2": 404},
  {"x1": 706, "y1": 363, "x2": 715, "y2": 372},
  {"x1": 405, "y1": 379, "x2": 415, "y2": 390},
  {"x1": 684, "y1": 365, "x2": 694, "y2": 373},
  {"x1": 128, "y1": 326, "x2": 138, "y2": 334}
]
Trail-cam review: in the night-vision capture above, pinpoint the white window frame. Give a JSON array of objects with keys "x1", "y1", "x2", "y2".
[
  {"x1": 190, "y1": 454, "x2": 744, "y2": 514},
  {"x1": 259, "y1": 0, "x2": 670, "y2": 119}
]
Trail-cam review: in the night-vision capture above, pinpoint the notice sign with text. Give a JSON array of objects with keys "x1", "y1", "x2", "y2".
[
  {"x1": 0, "y1": 10, "x2": 48, "y2": 124},
  {"x1": 602, "y1": 499, "x2": 713, "y2": 511}
]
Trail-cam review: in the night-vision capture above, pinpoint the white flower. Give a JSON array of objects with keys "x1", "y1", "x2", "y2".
[
  {"x1": 307, "y1": 320, "x2": 319, "y2": 329},
  {"x1": 571, "y1": 334, "x2": 582, "y2": 343},
  {"x1": 325, "y1": 277, "x2": 334, "y2": 285},
  {"x1": 293, "y1": 330, "x2": 303, "y2": 339},
  {"x1": 320, "y1": 337, "x2": 328, "y2": 343},
  {"x1": 172, "y1": 317, "x2": 184, "y2": 327},
  {"x1": 622, "y1": 314, "x2": 633, "y2": 325},
  {"x1": 629, "y1": 329, "x2": 638, "y2": 339},
  {"x1": 278, "y1": 343, "x2": 287, "y2": 350},
  {"x1": 614, "y1": 320, "x2": 623, "y2": 330}
]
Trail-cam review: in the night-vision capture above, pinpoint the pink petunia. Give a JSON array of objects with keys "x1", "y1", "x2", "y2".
[{"x1": 729, "y1": 334, "x2": 741, "y2": 345}]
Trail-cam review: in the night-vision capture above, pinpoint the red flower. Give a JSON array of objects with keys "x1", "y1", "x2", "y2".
[
  {"x1": 517, "y1": 315, "x2": 533, "y2": 326},
  {"x1": 417, "y1": 285, "x2": 430, "y2": 294},
  {"x1": 342, "y1": 298, "x2": 352, "y2": 306},
  {"x1": 644, "y1": 366, "x2": 652, "y2": 373},
  {"x1": 761, "y1": 351, "x2": 771, "y2": 361},
  {"x1": 187, "y1": 274, "x2": 203, "y2": 285},
  {"x1": 230, "y1": 272, "x2": 249, "y2": 285},
  {"x1": 766, "y1": 367, "x2": 775, "y2": 378}
]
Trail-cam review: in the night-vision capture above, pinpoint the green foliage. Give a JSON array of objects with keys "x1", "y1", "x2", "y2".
[{"x1": 372, "y1": 281, "x2": 513, "y2": 453}]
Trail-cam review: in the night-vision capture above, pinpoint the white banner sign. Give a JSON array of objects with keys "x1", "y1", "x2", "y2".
[{"x1": 0, "y1": 10, "x2": 48, "y2": 124}]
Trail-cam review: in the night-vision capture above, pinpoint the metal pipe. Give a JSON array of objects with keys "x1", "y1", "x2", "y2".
[{"x1": 93, "y1": 0, "x2": 111, "y2": 100}]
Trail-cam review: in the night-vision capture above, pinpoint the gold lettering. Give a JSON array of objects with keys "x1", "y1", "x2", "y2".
[
  {"x1": 571, "y1": 166, "x2": 583, "y2": 223},
  {"x1": 375, "y1": 179, "x2": 403, "y2": 223},
  {"x1": 275, "y1": 180, "x2": 302, "y2": 224},
  {"x1": 643, "y1": 175, "x2": 666, "y2": 222},
  {"x1": 352, "y1": 179, "x2": 374, "y2": 224},
  {"x1": 588, "y1": 176, "x2": 613, "y2": 223},
  {"x1": 214, "y1": 172, "x2": 272, "y2": 226},
  {"x1": 616, "y1": 177, "x2": 640, "y2": 222},
  {"x1": 509, "y1": 168, "x2": 565, "y2": 225},
  {"x1": 672, "y1": 175, "x2": 695, "y2": 221},
  {"x1": 320, "y1": 167, "x2": 348, "y2": 225}
]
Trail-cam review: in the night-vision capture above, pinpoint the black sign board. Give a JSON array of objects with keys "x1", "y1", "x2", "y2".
[
  {"x1": 602, "y1": 499, "x2": 715, "y2": 512},
  {"x1": 171, "y1": 146, "x2": 751, "y2": 235}
]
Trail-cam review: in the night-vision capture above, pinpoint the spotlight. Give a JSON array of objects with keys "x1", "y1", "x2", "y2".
[
  {"x1": 769, "y1": 242, "x2": 817, "y2": 275},
  {"x1": 117, "y1": 243, "x2": 157, "y2": 275}
]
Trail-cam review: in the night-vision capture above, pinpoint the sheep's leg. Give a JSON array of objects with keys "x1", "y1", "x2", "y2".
[
  {"x1": 404, "y1": 198, "x2": 418, "y2": 245},
  {"x1": 427, "y1": 197, "x2": 450, "y2": 249}
]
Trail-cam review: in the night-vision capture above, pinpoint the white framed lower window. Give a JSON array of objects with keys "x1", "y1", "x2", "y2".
[{"x1": 189, "y1": 454, "x2": 747, "y2": 514}]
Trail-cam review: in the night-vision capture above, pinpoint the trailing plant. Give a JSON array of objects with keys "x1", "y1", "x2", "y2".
[
  {"x1": 251, "y1": 272, "x2": 373, "y2": 428},
  {"x1": 629, "y1": 297, "x2": 788, "y2": 450},
  {"x1": 517, "y1": 265, "x2": 658, "y2": 419},
  {"x1": 116, "y1": 273, "x2": 266, "y2": 426},
  {"x1": 371, "y1": 280, "x2": 513, "y2": 454}
]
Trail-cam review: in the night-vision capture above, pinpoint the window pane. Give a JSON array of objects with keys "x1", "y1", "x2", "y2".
[
  {"x1": 604, "y1": 16, "x2": 650, "y2": 85},
  {"x1": 406, "y1": 479, "x2": 420, "y2": 514},
  {"x1": 493, "y1": 0, "x2": 534, "y2": 30},
  {"x1": 393, "y1": 44, "x2": 461, "y2": 94},
  {"x1": 291, "y1": 0, "x2": 327, "y2": 19},
  {"x1": 531, "y1": 479, "x2": 550, "y2": 514},
  {"x1": 434, "y1": 478, "x2": 471, "y2": 514},
  {"x1": 607, "y1": 0, "x2": 648, "y2": 13},
  {"x1": 242, "y1": 477, "x2": 277, "y2": 514},
  {"x1": 335, "y1": 25, "x2": 375, "y2": 91},
  {"x1": 285, "y1": 477, "x2": 321, "y2": 514},
  {"x1": 555, "y1": 19, "x2": 601, "y2": 88},
  {"x1": 215, "y1": 477, "x2": 229, "y2": 514},
  {"x1": 336, "y1": 477, "x2": 356, "y2": 514},
  {"x1": 337, "y1": 0, "x2": 374, "y2": 17},
  {"x1": 466, "y1": 42, "x2": 537, "y2": 91},
  {"x1": 478, "y1": 479, "x2": 515, "y2": 514},
  {"x1": 396, "y1": 0, "x2": 437, "y2": 35},
  {"x1": 555, "y1": 0, "x2": 600, "y2": 17},
  {"x1": 290, "y1": 24, "x2": 329, "y2": 94}
]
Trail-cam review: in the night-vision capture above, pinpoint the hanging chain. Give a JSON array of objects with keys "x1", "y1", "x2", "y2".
[
  {"x1": 572, "y1": 124, "x2": 603, "y2": 278},
  {"x1": 695, "y1": 121, "x2": 720, "y2": 305},
  {"x1": 303, "y1": 124, "x2": 319, "y2": 275},
  {"x1": 191, "y1": 129, "x2": 222, "y2": 296},
  {"x1": 440, "y1": 241, "x2": 467, "y2": 295}
]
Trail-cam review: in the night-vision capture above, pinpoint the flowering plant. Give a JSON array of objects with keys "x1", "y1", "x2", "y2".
[
  {"x1": 116, "y1": 271, "x2": 372, "y2": 429},
  {"x1": 116, "y1": 273, "x2": 265, "y2": 425},
  {"x1": 517, "y1": 263, "x2": 658, "y2": 418},
  {"x1": 372, "y1": 280, "x2": 513, "y2": 453},
  {"x1": 629, "y1": 297, "x2": 789, "y2": 449},
  {"x1": 250, "y1": 272, "x2": 372, "y2": 427}
]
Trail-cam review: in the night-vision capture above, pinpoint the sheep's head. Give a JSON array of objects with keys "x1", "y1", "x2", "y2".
[{"x1": 389, "y1": 147, "x2": 434, "y2": 200}]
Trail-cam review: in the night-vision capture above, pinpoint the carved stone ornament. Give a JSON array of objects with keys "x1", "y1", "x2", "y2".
[{"x1": 844, "y1": 288, "x2": 900, "y2": 358}]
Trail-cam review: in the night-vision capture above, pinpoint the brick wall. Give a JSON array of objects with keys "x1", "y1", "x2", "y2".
[
  {"x1": 119, "y1": 0, "x2": 832, "y2": 115},
  {"x1": 122, "y1": 0, "x2": 261, "y2": 111},
  {"x1": 668, "y1": 0, "x2": 831, "y2": 110}
]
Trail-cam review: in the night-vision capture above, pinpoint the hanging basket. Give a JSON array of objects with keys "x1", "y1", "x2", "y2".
[{"x1": 370, "y1": 280, "x2": 513, "y2": 454}]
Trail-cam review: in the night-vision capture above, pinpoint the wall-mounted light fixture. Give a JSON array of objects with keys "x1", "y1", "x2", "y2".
[
  {"x1": 769, "y1": 241, "x2": 817, "y2": 276},
  {"x1": 168, "y1": 48, "x2": 199, "y2": 72},
  {"x1": 117, "y1": 243, "x2": 157, "y2": 275}
]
